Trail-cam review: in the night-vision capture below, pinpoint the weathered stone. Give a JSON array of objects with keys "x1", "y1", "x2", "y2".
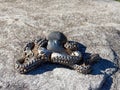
[{"x1": 0, "y1": 0, "x2": 120, "y2": 90}]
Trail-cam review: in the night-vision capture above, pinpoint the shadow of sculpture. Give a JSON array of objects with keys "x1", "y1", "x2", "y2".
[
  {"x1": 27, "y1": 62, "x2": 67, "y2": 75},
  {"x1": 91, "y1": 58, "x2": 117, "y2": 75},
  {"x1": 99, "y1": 75, "x2": 113, "y2": 90}
]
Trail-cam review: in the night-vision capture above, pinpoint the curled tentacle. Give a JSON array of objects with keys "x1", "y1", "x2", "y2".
[
  {"x1": 15, "y1": 38, "x2": 49, "y2": 74},
  {"x1": 50, "y1": 52, "x2": 91, "y2": 74},
  {"x1": 69, "y1": 64, "x2": 91, "y2": 74},
  {"x1": 15, "y1": 57, "x2": 46, "y2": 74},
  {"x1": 64, "y1": 41, "x2": 79, "y2": 55},
  {"x1": 50, "y1": 51, "x2": 82, "y2": 64},
  {"x1": 34, "y1": 38, "x2": 48, "y2": 48},
  {"x1": 23, "y1": 38, "x2": 48, "y2": 57},
  {"x1": 24, "y1": 42, "x2": 35, "y2": 51},
  {"x1": 15, "y1": 58, "x2": 28, "y2": 74},
  {"x1": 86, "y1": 54, "x2": 101, "y2": 64},
  {"x1": 64, "y1": 41, "x2": 79, "y2": 51},
  {"x1": 38, "y1": 47, "x2": 52, "y2": 61},
  {"x1": 23, "y1": 42, "x2": 35, "y2": 58}
]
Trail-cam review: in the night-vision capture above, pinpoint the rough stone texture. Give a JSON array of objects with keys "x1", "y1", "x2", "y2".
[
  {"x1": 0, "y1": 0, "x2": 120, "y2": 90},
  {"x1": 110, "y1": 71, "x2": 119, "y2": 90}
]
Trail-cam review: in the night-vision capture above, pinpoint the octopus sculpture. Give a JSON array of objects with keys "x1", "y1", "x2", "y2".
[{"x1": 15, "y1": 31, "x2": 100, "y2": 74}]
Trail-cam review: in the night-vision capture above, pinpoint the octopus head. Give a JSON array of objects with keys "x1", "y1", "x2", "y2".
[
  {"x1": 46, "y1": 31, "x2": 67, "y2": 53},
  {"x1": 47, "y1": 31, "x2": 67, "y2": 44}
]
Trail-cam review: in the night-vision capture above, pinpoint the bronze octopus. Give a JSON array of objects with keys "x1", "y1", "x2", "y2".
[{"x1": 15, "y1": 31, "x2": 100, "y2": 74}]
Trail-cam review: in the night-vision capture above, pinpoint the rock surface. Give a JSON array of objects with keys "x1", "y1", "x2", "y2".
[{"x1": 0, "y1": 0, "x2": 120, "y2": 90}]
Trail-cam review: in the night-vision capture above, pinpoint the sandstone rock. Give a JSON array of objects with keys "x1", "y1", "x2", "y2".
[{"x1": 0, "y1": 0, "x2": 120, "y2": 90}]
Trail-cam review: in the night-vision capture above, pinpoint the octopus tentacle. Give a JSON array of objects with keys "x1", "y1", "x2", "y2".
[
  {"x1": 50, "y1": 52, "x2": 82, "y2": 64},
  {"x1": 64, "y1": 41, "x2": 79, "y2": 51},
  {"x1": 50, "y1": 52, "x2": 91, "y2": 74},
  {"x1": 69, "y1": 64, "x2": 91, "y2": 74},
  {"x1": 15, "y1": 58, "x2": 28, "y2": 74},
  {"x1": 15, "y1": 38, "x2": 49, "y2": 74},
  {"x1": 87, "y1": 54, "x2": 100, "y2": 64},
  {"x1": 15, "y1": 56, "x2": 47, "y2": 74},
  {"x1": 15, "y1": 31, "x2": 100, "y2": 74},
  {"x1": 34, "y1": 38, "x2": 48, "y2": 48}
]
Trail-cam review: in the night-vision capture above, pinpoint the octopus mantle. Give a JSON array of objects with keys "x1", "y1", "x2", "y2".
[{"x1": 15, "y1": 31, "x2": 100, "y2": 74}]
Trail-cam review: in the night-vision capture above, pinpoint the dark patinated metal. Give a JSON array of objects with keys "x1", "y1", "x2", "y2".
[{"x1": 15, "y1": 31, "x2": 100, "y2": 74}]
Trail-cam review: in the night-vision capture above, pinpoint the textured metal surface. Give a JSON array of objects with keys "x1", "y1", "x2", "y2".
[{"x1": 15, "y1": 31, "x2": 100, "y2": 74}]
